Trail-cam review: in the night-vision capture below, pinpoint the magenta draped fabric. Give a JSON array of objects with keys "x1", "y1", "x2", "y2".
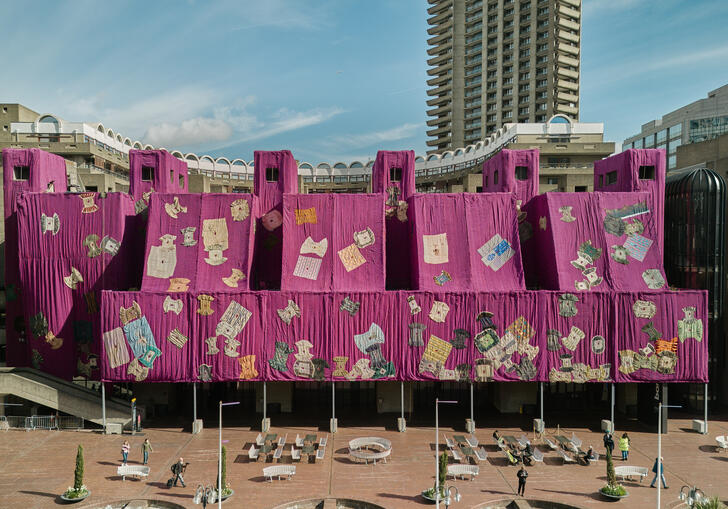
[
  {"x1": 128, "y1": 150, "x2": 188, "y2": 201},
  {"x1": 482, "y1": 149, "x2": 539, "y2": 207}
]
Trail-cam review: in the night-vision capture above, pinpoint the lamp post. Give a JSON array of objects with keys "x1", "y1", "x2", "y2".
[
  {"x1": 657, "y1": 402, "x2": 680, "y2": 509},
  {"x1": 219, "y1": 401, "x2": 239, "y2": 509},
  {"x1": 193, "y1": 483, "x2": 217, "y2": 509},
  {"x1": 444, "y1": 485, "x2": 461, "y2": 508},
  {"x1": 679, "y1": 485, "x2": 706, "y2": 507},
  {"x1": 435, "y1": 398, "x2": 457, "y2": 509}
]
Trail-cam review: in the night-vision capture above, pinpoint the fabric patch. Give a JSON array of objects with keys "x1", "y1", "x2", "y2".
[
  {"x1": 354, "y1": 323, "x2": 385, "y2": 354},
  {"x1": 479, "y1": 234, "x2": 515, "y2": 271},
  {"x1": 559, "y1": 353, "x2": 573, "y2": 372},
  {"x1": 332, "y1": 356, "x2": 349, "y2": 377},
  {"x1": 591, "y1": 335, "x2": 606, "y2": 354},
  {"x1": 202, "y1": 218, "x2": 229, "y2": 251},
  {"x1": 451, "y1": 329, "x2": 470, "y2": 349},
  {"x1": 346, "y1": 358, "x2": 375, "y2": 380},
  {"x1": 516, "y1": 357, "x2": 537, "y2": 381},
  {"x1": 40, "y1": 212, "x2": 60, "y2": 235},
  {"x1": 429, "y1": 300, "x2": 450, "y2": 323},
  {"x1": 604, "y1": 215, "x2": 625, "y2": 236},
  {"x1": 474, "y1": 328, "x2": 499, "y2": 355},
  {"x1": 353, "y1": 227, "x2": 375, "y2": 248},
  {"x1": 294, "y1": 340, "x2": 313, "y2": 361},
  {"x1": 127, "y1": 357, "x2": 149, "y2": 381},
  {"x1": 504, "y1": 316, "x2": 536, "y2": 348},
  {"x1": 418, "y1": 358, "x2": 442, "y2": 378},
  {"x1": 579, "y1": 240, "x2": 603, "y2": 262},
  {"x1": 277, "y1": 299, "x2": 301, "y2": 324},
  {"x1": 119, "y1": 301, "x2": 142, "y2": 325},
  {"x1": 230, "y1": 199, "x2": 250, "y2": 222},
  {"x1": 167, "y1": 328, "x2": 188, "y2": 349},
  {"x1": 103, "y1": 328, "x2": 129, "y2": 369},
  {"x1": 632, "y1": 300, "x2": 656, "y2": 319},
  {"x1": 31, "y1": 349, "x2": 43, "y2": 370},
  {"x1": 558, "y1": 293, "x2": 579, "y2": 317},
  {"x1": 408, "y1": 322, "x2": 426, "y2": 347},
  {"x1": 433, "y1": 270, "x2": 452, "y2": 286},
  {"x1": 293, "y1": 359, "x2": 313, "y2": 378},
  {"x1": 610, "y1": 245, "x2": 630, "y2": 264},
  {"x1": 624, "y1": 234, "x2": 652, "y2": 261},
  {"x1": 204, "y1": 246, "x2": 227, "y2": 266},
  {"x1": 79, "y1": 193, "x2": 99, "y2": 214},
  {"x1": 197, "y1": 294, "x2": 215, "y2": 316},
  {"x1": 238, "y1": 355, "x2": 258, "y2": 379},
  {"x1": 339, "y1": 296, "x2": 360, "y2": 317},
  {"x1": 641, "y1": 321, "x2": 661, "y2": 341},
  {"x1": 198, "y1": 364, "x2": 213, "y2": 382},
  {"x1": 100, "y1": 236, "x2": 120, "y2": 256},
  {"x1": 181, "y1": 226, "x2": 197, "y2": 247},
  {"x1": 262, "y1": 210, "x2": 283, "y2": 231},
  {"x1": 222, "y1": 268, "x2": 246, "y2": 288},
  {"x1": 606, "y1": 201, "x2": 649, "y2": 220},
  {"x1": 558, "y1": 206, "x2": 576, "y2": 223},
  {"x1": 164, "y1": 196, "x2": 188, "y2": 219},
  {"x1": 167, "y1": 278, "x2": 190, "y2": 292},
  {"x1": 642, "y1": 269, "x2": 666, "y2": 289},
  {"x1": 385, "y1": 186, "x2": 401, "y2": 207},
  {"x1": 423, "y1": 233, "x2": 449, "y2": 264},
  {"x1": 423, "y1": 334, "x2": 453, "y2": 365},
  {"x1": 215, "y1": 300, "x2": 252, "y2": 341},
  {"x1": 162, "y1": 296, "x2": 183, "y2": 315},
  {"x1": 122, "y1": 317, "x2": 157, "y2": 359},
  {"x1": 293, "y1": 255, "x2": 323, "y2": 280},
  {"x1": 300, "y1": 236, "x2": 328, "y2": 257},
  {"x1": 83, "y1": 234, "x2": 102, "y2": 258},
  {"x1": 547, "y1": 329, "x2": 561, "y2": 351},
  {"x1": 338, "y1": 243, "x2": 366, "y2": 272},
  {"x1": 146, "y1": 235, "x2": 177, "y2": 279},
  {"x1": 407, "y1": 295, "x2": 421, "y2": 315},
  {"x1": 295, "y1": 207, "x2": 318, "y2": 225},
  {"x1": 655, "y1": 337, "x2": 678, "y2": 354},
  {"x1": 678, "y1": 306, "x2": 703, "y2": 342},
  {"x1": 311, "y1": 358, "x2": 330, "y2": 381},
  {"x1": 474, "y1": 358, "x2": 494, "y2": 382},
  {"x1": 30, "y1": 312, "x2": 49, "y2": 338},
  {"x1": 624, "y1": 220, "x2": 645, "y2": 236},
  {"x1": 476, "y1": 311, "x2": 496, "y2": 330},
  {"x1": 138, "y1": 345, "x2": 162, "y2": 369},
  {"x1": 63, "y1": 266, "x2": 84, "y2": 290},
  {"x1": 269, "y1": 341, "x2": 294, "y2": 371},
  {"x1": 205, "y1": 336, "x2": 220, "y2": 355},
  {"x1": 224, "y1": 338, "x2": 241, "y2": 358},
  {"x1": 561, "y1": 326, "x2": 585, "y2": 351}
]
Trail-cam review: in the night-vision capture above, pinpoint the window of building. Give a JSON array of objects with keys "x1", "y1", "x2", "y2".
[
  {"x1": 606, "y1": 171, "x2": 618, "y2": 185},
  {"x1": 519, "y1": 107, "x2": 529, "y2": 115},
  {"x1": 266, "y1": 167, "x2": 279, "y2": 182},
  {"x1": 179, "y1": 175, "x2": 185, "y2": 188},
  {"x1": 623, "y1": 142, "x2": 632, "y2": 151},
  {"x1": 520, "y1": 37, "x2": 531, "y2": 45},
  {"x1": 689, "y1": 115, "x2": 728, "y2": 143},
  {"x1": 141, "y1": 165, "x2": 154, "y2": 182},
  {"x1": 547, "y1": 177, "x2": 559, "y2": 185},
  {"x1": 656, "y1": 129, "x2": 667, "y2": 143},
  {"x1": 13, "y1": 165, "x2": 30, "y2": 181},
  {"x1": 520, "y1": 72, "x2": 530, "y2": 81},
  {"x1": 536, "y1": 79, "x2": 547, "y2": 87},
  {"x1": 574, "y1": 186, "x2": 587, "y2": 192},
  {"x1": 494, "y1": 170, "x2": 499, "y2": 185},
  {"x1": 639, "y1": 165, "x2": 655, "y2": 180},
  {"x1": 85, "y1": 185, "x2": 98, "y2": 192},
  {"x1": 3, "y1": 125, "x2": 7, "y2": 131},
  {"x1": 503, "y1": 99, "x2": 513, "y2": 107},
  {"x1": 670, "y1": 123, "x2": 682, "y2": 138},
  {"x1": 668, "y1": 154, "x2": 676, "y2": 169},
  {"x1": 537, "y1": 6, "x2": 548, "y2": 15},
  {"x1": 537, "y1": 43, "x2": 548, "y2": 52},
  {"x1": 669, "y1": 138, "x2": 682, "y2": 154},
  {"x1": 515, "y1": 166, "x2": 528, "y2": 180},
  {"x1": 503, "y1": 110, "x2": 513, "y2": 118},
  {"x1": 633, "y1": 138, "x2": 643, "y2": 149},
  {"x1": 644, "y1": 135, "x2": 654, "y2": 148}
]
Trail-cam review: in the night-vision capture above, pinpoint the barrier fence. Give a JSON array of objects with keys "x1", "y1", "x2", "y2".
[{"x1": 0, "y1": 415, "x2": 84, "y2": 431}]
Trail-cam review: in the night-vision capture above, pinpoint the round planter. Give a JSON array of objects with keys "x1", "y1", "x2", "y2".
[
  {"x1": 599, "y1": 488, "x2": 629, "y2": 501},
  {"x1": 219, "y1": 489, "x2": 234, "y2": 502},
  {"x1": 60, "y1": 490, "x2": 90, "y2": 503},
  {"x1": 421, "y1": 490, "x2": 446, "y2": 504}
]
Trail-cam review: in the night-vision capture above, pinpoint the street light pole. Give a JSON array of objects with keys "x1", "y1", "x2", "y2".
[
  {"x1": 657, "y1": 402, "x2": 680, "y2": 509},
  {"x1": 219, "y1": 401, "x2": 239, "y2": 509},
  {"x1": 435, "y1": 399, "x2": 457, "y2": 509}
]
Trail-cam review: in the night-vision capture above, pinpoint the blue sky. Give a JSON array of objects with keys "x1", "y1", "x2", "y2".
[{"x1": 2, "y1": 0, "x2": 727, "y2": 162}]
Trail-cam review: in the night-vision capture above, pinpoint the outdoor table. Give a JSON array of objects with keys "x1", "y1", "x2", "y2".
[
  {"x1": 502, "y1": 435, "x2": 519, "y2": 447},
  {"x1": 554, "y1": 435, "x2": 572, "y2": 449},
  {"x1": 301, "y1": 444, "x2": 315, "y2": 456},
  {"x1": 459, "y1": 444, "x2": 474, "y2": 458},
  {"x1": 259, "y1": 443, "x2": 273, "y2": 460},
  {"x1": 304, "y1": 434, "x2": 317, "y2": 444},
  {"x1": 452, "y1": 434, "x2": 468, "y2": 445},
  {"x1": 264, "y1": 433, "x2": 278, "y2": 443}
]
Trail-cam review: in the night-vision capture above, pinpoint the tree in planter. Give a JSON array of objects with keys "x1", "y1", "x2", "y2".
[
  {"x1": 217, "y1": 446, "x2": 231, "y2": 497},
  {"x1": 600, "y1": 450, "x2": 626, "y2": 497},
  {"x1": 423, "y1": 452, "x2": 449, "y2": 500},
  {"x1": 63, "y1": 445, "x2": 88, "y2": 499}
]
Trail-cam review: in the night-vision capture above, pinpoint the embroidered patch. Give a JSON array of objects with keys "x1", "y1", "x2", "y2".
[
  {"x1": 624, "y1": 220, "x2": 645, "y2": 236},
  {"x1": 295, "y1": 207, "x2": 317, "y2": 225},
  {"x1": 135, "y1": 199, "x2": 148, "y2": 215},
  {"x1": 300, "y1": 236, "x2": 328, "y2": 257},
  {"x1": 408, "y1": 322, "x2": 426, "y2": 347},
  {"x1": 610, "y1": 245, "x2": 630, "y2": 264},
  {"x1": 205, "y1": 336, "x2": 220, "y2": 355},
  {"x1": 146, "y1": 235, "x2": 177, "y2": 279},
  {"x1": 204, "y1": 245, "x2": 227, "y2": 266},
  {"x1": 641, "y1": 321, "x2": 661, "y2": 341},
  {"x1": 632, "y1": 300, "x2": 656, "y2": 319},
  {"x1": 639, "y1": 343, "x2": 656, "y2": 358},
  {"x1": 277, "y1": 299, "x2": 301, "y2": 324},
  {"x1": 451, "y1": 328, "x2": 470, "y2": 349},
  {"x1": 591, "y1": 335, "x2": 606, "y2": 354},
  {"x1": 353, "y1": 227, "x2": 375, "y2": 248},
  {"x1": 40, "y1": 212, "x2": 60, "y2": 235},
  {"x1": 474, "y1": 358, "x2": 494, "y2": 382},
  {"x1": 311, "y1": 358, "x2": 330, "y2": 381},
  {"x1": 339, "y1": 296, "x2": 360, "y2": 316},
  {"x1": 293, "y1": 359, "x2": 314, "y2": 378},
  {"x1": 197, "y1": 294, "x2": 215, "y2": 316},
  {"x1": 606, "y1": 201, "x2": 649, "y2": 220},
  {"x1": 202, "y1": 218, "x2": 229, "y2": 251},
  {"x1": 559, "y1": 353, "x2": 573, "y2": 372},
  {"x1": 45, "y1": 331, "x2": 63, "y2": 350},
  {"x1": 30, "y1": 312, "x2": 48, "y2": 338},
  {"x1": 582, "y1": 267, "x2": 603, "y2": 287},
  {"x1": 230, "y1": 199, "x2": 250, "y2": 222},
  {"x1": 429, "y1": 300, "x2": 450, "y2": 323},
  {"x1": 516, "y1": 357, "x2": 537, "y2": 381},
  {"x1": 181, "y1": 226, "x2": 197, "y2": 247},
  {"x1": 164, "y1": 196, "x2": 188, "y2": 218},
  {"x1": 122, "y1": 317, "x2": 157, "y2": 359},
  {"x1": 476, "y1": 311, "x2": 496, "y2": 330},
  {"x1": 63, "y1": 266, "x2": 83, "y2": 290},
  {"x1": 268, "y1": 341, "x2": 294, "y2": 371},
  {"x1": 83, "y1": 234, "x2": 102, "y2": 258},
  {"x1": 418, "y1": 358, "x2": 442, "y2": 377},
  {"x1": 168, "y1": 277, "x2": 190, "y2": 292},
  {"x1": 547, "y1": 329, "x2": 562, "y2": 351},
  {"x1": 423, "y1": 334, "x2": 453, "y2": 365},
  {"x1": 198, "y1": 364, "x2": 213, "y2": 382},
  {"x1": 558, "y1": 293, "x2": 579, "y2": 317},
  {"x1": 423, "y1": 233, "x2": 449, "y2": 264},
  {"x1": 338, "y1": 243, "x2": 366, "y2": 272},
  {"x1": 474, "y1": 328, "x2": 500, "y2": 354},
  {"x1": 479, "y1": 234, "x2": 515, "y2": 271},
  {"x1": 579, "y1": 240, "x2": 603, "y2": 262},
  {"x1": 103, "y1": 327, "x2": 129, "y2": 369},
  {"x1": 261, "y1": 210, "x2": 283, "y2": 231},
  {"x1": 127, "y1": 357, "x2": 149, "y2": 381},
  {"x1": 624, "y1": 234, "x2": 652, "y2": 261},
  {"x1": 162, "y1": 328, "x2": 186, "y2": 349},
  {"x1": 504, "y1": 316, "x2": 536, "y2": 347},
  {"x1": 678, "y1": 306, "x2": 703, "y2": 342},
  {"x1": 85, "y1": 291, "x2": 98, "y2": 314},
  {"x1": 100, "y1": 236, "x2": 120, "y2": 256},
  {"x1": 407, "y1": 295, "x2": 421, "y2": 315},
  {"x1": 215, "y1": 301, "x2": 252, "y2": 340},
  {"x1": 603, "y1": 215, "x2": 625, "y2": 237},
  {"x1": 222, "y1": 268, "x2": 246, "y2": 288},
  {"x1": 162, "y1": 295, "x2": 182, "y2": 315},
  {"x1": 433, "y1": 270, "x2": 452, "y2": 286},
  {"x1": 561, "y1": 326, "x2": 585, "y2": 351},
  {"x1": 79, "y1": 193, "x2": 99, "y2": 214},
  {"x1": 238, "y1": 355, "x2": 258, "y2": 379},
  {"x1": 294, "y1": 340, "x2": 313, "y2": 361},
  {"x1": 642, "y1": 269, "x2": 665, "y2": 289},
  {"x1": 558, "y1": 206, "x2": 576, "y2": 223},
  {"x1": 224, "y1": 338, "x2": 241, "y2": 358},
  {"x1": 655, "y1": 337, "x2": 678, "y2": 354},
  {"x1": 346, "y1": 358, "x2": 375, "y2": 380},
  {"x1": 119, "y1": 301, "x2": 142, "y2": 325},
  {"x1": 293, "y1": 255, "x2": 323, "y2": 280},
  {"x1": 354, "y1": 323, "x2": 385, "y2": 354},
  {"x1": 332, "y1": 356, "x2": 349, "y2": 377},
  {"x1": 139, "y1": 344, "x2": 162, "y2": 369}
]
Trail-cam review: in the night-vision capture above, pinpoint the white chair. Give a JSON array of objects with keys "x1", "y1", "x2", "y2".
[
  {"x1": 248, "y1": 445, "x2": 259, "y2": 461},
  {"x1": 544, "y1": 437, "x2": 558, "y2": 450},
  {"x1": 716, "y1": 436, "x2": 728, "y2": 453},
  {"x1": 445, "y1": 436, "x2": 455, "y2": 449},
  {"x1": 319, "y1": 435, "x2": 328, "y2": 448},
  {"x1": 316, "y1": 447, "x2": 326, "y2": 461},
  {"x1": 557, "y1": 449, "x2": 576, "y2": 464},
  {"x1": 295, "y1": 434, "x2": 304, "y2": 448},
  {"x1": 570, "y1": 433, "x2": 582, "y2": 449},
  {"x1": 466, "y1": 435, "x2": 479, "y2": 448},
  {"x1": 291, "y1": 446, "x2": 301, "y2": 462},
  {"x1": 451, "y1": 448, "x2": 463, "y2": 462},
  {"x1": 474, "y1": 447, "x2": 488, "y2": 462},
  {"x1": 255, "y1": 433, "x2": 265, "y2": 446},
  {"x1": 278, "y1": 433, "x2": 287, "y2": 447},
  {"x1": 273, "y1": 447, "x2": 283, "y2": 461}
]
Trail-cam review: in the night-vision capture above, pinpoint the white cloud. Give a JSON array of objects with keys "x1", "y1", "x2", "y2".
[
  {"x1": 144, "y1": 117, "x2": 233, "y2": 147},
  {"x1": 322, "y1": 123, "x2": 421, "y2": 150}
]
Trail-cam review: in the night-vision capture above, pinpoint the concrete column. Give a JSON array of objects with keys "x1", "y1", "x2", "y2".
[
  {"x1": 660, "y1": 383, "x2": 668, "y2": 434},
  {"x1": 101, "y1": 384, "x2": 106, "y2": 430}
]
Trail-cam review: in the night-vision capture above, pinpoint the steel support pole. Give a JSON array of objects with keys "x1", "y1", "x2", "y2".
[
  {"x1": 611, "y1": 383, "x2": 615, "y2": 429},
  {"x1": 470, "y1": 383, "x2": 474, "y2": 424},
  {"x1": 657, "y1": 402, "x2": 662, "y2": 509},
  {"x1": 193, "y1": 382, "x2": 197, "y2": 422},
  {"x1": 539, "y1": 382, "x2": 544, "y2": 423},
  {"x1": 218, "y1": 401, "x2": 222, "y2": 509},
  {"x1": 400, "y1": 382, "x2": 404, "y2": 423},
  {"x1": 101, "y1": 383, "x2": 106, "y2": 430},
  {"x1": 332, "y1": 381, "x2": 335, "y2": 421},
  {"x1": 704, "y1": 383, "x2": 709, "y2": 434},
  {"x1": 263, "y1": 382, "x2": 267, "y2": 423},
  {"x1": 435, "y1": 398, "x2": 440, "y2": 509}
]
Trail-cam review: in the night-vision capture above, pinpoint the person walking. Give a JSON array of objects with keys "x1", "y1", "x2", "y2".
[
  {"x1": 650, "y1": 457, "x2": 668, "y2": 489},
  {"x1": 142, "y1": 438, "x2": 153, "y2": 465},
  {"x1": 517, "y1": 466, "x2": 528, "y2": 496},
  {"x1": 171, "y1": 457, "x2": 188, "y2": 487},
  {"x1": 618, "y1": 433, "x2": 630, "y2": 461},
  {"x1": 121, "y1": 440, "x2": 130, "y2": 465},
  {"x1": 603, "y1": 432, "x2": 614, "y2": 457}
]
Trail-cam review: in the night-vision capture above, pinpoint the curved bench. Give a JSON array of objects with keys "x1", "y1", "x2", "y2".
[
  {"x1": 716, "y1": 435, "x2": 728, "y2": 452},
  {"x1": 614, "y1": 465, "x2": 648, "y2": 483},
  {"x1": 117, "y1": 465, "x2": 150, "y2": 481},
  {"x1": 350, "y1": 448, "x2": 391, "y2": 464},
  {"x1": 348, "y1": 437, "x2": 392, "y2": 465},
  {"x1": 447, "y1": 464, "x2": 479, "y2": 481},
  {"x1": 349, "y1": 437, "x2": 391, "y2": 451},
  {"x1": 263, "y1": 465, "x2": 296, "y2": 482}
]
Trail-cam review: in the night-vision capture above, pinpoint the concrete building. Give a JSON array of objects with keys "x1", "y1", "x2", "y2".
[
  {"x1": 675, "y1": 131, "x2": 728, "y2": 179},
  {"x1": 623, "y1": 84, "x2": 728, "y2": 171},
  {"x1": 425, "y1": 0, "x2": 581, "y2": 152}
]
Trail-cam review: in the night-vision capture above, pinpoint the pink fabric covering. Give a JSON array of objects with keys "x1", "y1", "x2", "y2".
[
  {"x1": 409, "y1": 193, "x2": 525, "y2": 291},
  {"x1": 140, "y1": 193, "x2": 255, "y2": 292},
  {"x1": 482, "y1": 149, "x2": 539, "y2": 208},
  {"x1": 280, "y1": 194, "x2": 385, "y2": 291},
  {"x1": 128, "y1": 150, "x2": 188, "y2": 201}
]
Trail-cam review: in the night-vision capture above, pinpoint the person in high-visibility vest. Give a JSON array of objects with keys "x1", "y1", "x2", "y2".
[{"x1": 618, "y1": 432, "x2": 630, "y2": 461}]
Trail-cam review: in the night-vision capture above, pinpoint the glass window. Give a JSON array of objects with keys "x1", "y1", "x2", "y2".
[
  {"x1": 669, "y1": 138, "x2": 682, "y2": 154},
  {"x1": 669, "y1": 123, "x2": 682, "y2": 138},
  {"x1": 689, "y1": 115, "x2": 728, "y2": 143},
  {"x1": 657, "y1": 143, "x2": 666, "y2": 151},
  {"x1": 668, "y1": 155, "x2": 676, "y2": 169},
  {"x1": 633, "y1": 138, "x2": 643, "y2": 149},
  {"x1": 623, "y1": 142, "x2": 632, "y2": 151},
  {"x1": 644, "y1": 135, "x2": 654, "y2": 148},
  {"x1": 656, "y1": 129, "x2": 667, "y2": 143}
]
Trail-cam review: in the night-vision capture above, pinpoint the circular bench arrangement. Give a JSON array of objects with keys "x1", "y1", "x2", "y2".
[{"x1": 348, "y1": 437, "x2": 392, "y2": 464}]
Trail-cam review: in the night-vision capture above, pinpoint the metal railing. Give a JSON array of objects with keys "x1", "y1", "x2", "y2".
[{"x1": 0, "y1": 415, "x2": 84, "y2": 431}]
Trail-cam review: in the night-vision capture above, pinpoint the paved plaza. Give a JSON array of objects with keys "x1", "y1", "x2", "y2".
[{"x1": 1, "y1": 416, "x2": 727, "y2": 509}]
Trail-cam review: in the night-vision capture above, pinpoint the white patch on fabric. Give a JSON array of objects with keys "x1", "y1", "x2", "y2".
[
  {"x1": 103, "y1": 327, "x2": 129, "y2": 369},
  {"x1": 293, "y1": 255, "x2": 323, "y2": 280},
  {"x1": 215, "y1": 301, "x2": 252, "y2": 341},
  {"x1": 423, "y1": 233, "x2": 449, "y2": 264},
  {"x1": 642, "y1": 269, "x2": 666, "y2": 289},
  {"x1": 164, "y1": 197, "x2": 188, "y2": 219},
  {"x1": 230, "y1": 199, "x2": 250, "y2": 222},
  {"x1": 277, "y1": 299, "x2": 301, "y2": 324},
  {"x1": 146, "y1": 235, "x2": 177, "y2": 279},
  {"x1": 337, "y1": 244, "x2": 366, "y2": 272},
  {"x1": 353, "y1": 227, "x2": 375, "y2": 248},
  {"x1": 429, "y1": 300, "x2": 450, "y2": 323},
  {"x1": 300, "y1": 236, "x2": 328, "y2": 257},
  {"x1": 40, "y1": 212, "x2": 60, "y2": 235},
  {"x1": 222, "y1": 268, "x2": 245, "y2": 288},
  {"x1": 479, "y1": 234, "x2": 515, "y2": 271},
  {"x1": 63, "y1": 267, "x2": 84, "y2": 290}
]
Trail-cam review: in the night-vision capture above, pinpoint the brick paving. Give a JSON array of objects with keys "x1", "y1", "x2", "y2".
[{"x1": 0, "y1": 416, "x2": 727, "y2": 509}]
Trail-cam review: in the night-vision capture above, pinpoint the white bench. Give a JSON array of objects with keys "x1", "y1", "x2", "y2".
[
  {"x1": 614, "y1": 465, "x2": 648, "y2": 483},
  {"x1": 248, "y1": 444, "x2": 259, "y2": 461},
  {"x1": 557, "y1": 449, "x2": 576, "y2": 464},
  {"x1": 255, "y1": 433, "x2": 265, "y2": 446},
  {"x1": 316, "y1": 447, "x2": 326, "y2": 461},
  {"x1": 273, "y1": 447, "x2": 283, "y2": 461},
  {"x1": 444, "y1": 436, "x2": 456, "y2": 449},
  {"x1": 277, "y1": 433, "x2": 288, "y2": 447},
  {"x1": 447, "y1": 464, "x2": 479, "y2": 481},
  {"x1": 531, "y1": 448, "x2": 544, "y2": 463},
  {"x1": 474, "y1": 447, "x2": 488, "y2": 462},
  {"x1": 716, "y1": 436, "x2": 728, "y2": 453},
  {"x1": 295, "y1": 434, "x2": 304, "y2": 448},
  {"x1": 291, "y1": 446, "x2": 301, "y2": 462},
  {"x1": 117, "y1": 465, "x2": 150, "y2": 481},
  {"x1": 451, "y1": 448, "x2": 463, "y2": 462},
  {"x1": 263, "y1": 465, "x2": 295, "y2": 482},
  {"x1": 465, "y1": 435, "x2": 479, "y2": 448},
  {"x1": 319, "y1": 435, "x2": 328, "y2": 447},
  {"x1": 543, "y1": 437, "x2": 558, "y2": 450}
]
